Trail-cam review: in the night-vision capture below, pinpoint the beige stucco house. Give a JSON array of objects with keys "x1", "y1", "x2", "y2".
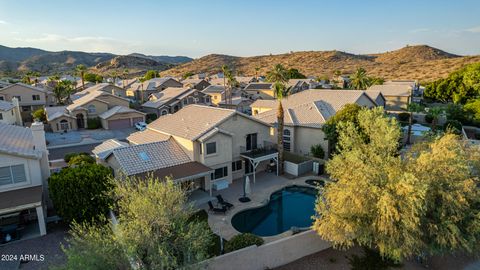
[
  {"x1": 0, "y1": 99, "x2": 22, "y2": 126},
  {"x1": 244, "y1": 83, "x2": 275, "y2": 99},
  {"x1": 46, "y1": 90, "x2": 145, "y2": 132},
  {"x1": 127, "y1": 77, "x2": 183, "y2": 101},
  {"x1": 181, "y1": 78, "x2": 211, "y2": 91},
  {"x1": 71, "y1": 83, "x2": 129, "y2": 100},
  {"x1": 142, "y1": 87, "x2": 211, "y2": 116},
  {"x1": 0, "y1": 83, "x2": 56, "y2": 123},
  {"x1": 122, "y1": 105, "x2": 277, "y2": 194},
  {"x1": 367, "y1": 84, "x2": 412, "y2": 111},
  {"x1": 0, "y1": 122, "x2": 50, "y2": 242},
  {"x1": 252, "y1": 90, "x2": 378, "y2": 156}
]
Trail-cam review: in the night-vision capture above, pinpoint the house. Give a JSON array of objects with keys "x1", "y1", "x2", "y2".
[
  {"x1": 0, "y1": 80, "x2": 11, "y2": 89},
  {"x1": 124, "y1": 105, "x2": 278, "y2": 192},
  {"x1": 287, "y1": 79, "x2": 312, "y2": 94},
  {"x1": 181, "y1": 78, "x2": 211, "y2": 90},
  {"x1": 333, "y1": 75, "x2": 350, "y2": 88},
  {"x1": 0, "y1": 99, "x2": 22, "y2": 125},
  {"x1": 45, "y1": 91, "x2": 145, "y2": 132},
  {"x1": 251, "y1": 90, "x2": 378, "y2": 156},
  {"x1": 364, "y1": 90, "x2": 386, "y2": 108},
  {"x1": 218, "y1": 96, "x2": 253, "y2": 114},
  {"x1": 0, "y1": 122, "x2": 50, "y2": 242},
  {"x1": 142, "y1": 87, "x2": 212, "y2": 116},
  {"x1": 202, "y1": 85, "x2": 226, "y2": 105},
  {"x1": 127, "y1": 77, "x2": 183, "y2": 101},
  {"x1": 208, "y1": 76, "x2": 256, "y2": 88},
  {"x1": 71, "y1": 83, "x2": 129, "y2": 100},
  {"x1": 367, "y1": 84, "x2": 412, "y2": 111},
  {"x1": 244, "y1": 83, "x2": 274, "y2": 99},
  {"x1": 0, "y1": 83, "x2": 56, "y2": 123}
]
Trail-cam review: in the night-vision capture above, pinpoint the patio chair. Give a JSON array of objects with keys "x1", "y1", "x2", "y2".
[
  {"x1": 216, "y1": 195, "x2": 234, "y2": 209},
  {"x1": 208, "y1": 201, "x2": 227, "y2": 214}
]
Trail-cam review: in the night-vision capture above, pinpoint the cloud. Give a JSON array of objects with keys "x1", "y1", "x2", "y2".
[
  {"x1": 410, "y1": 28, "x2": 429, "y2": 33},
  {"x1": 0, "y1": 20, "x2": 7, "y2": 24},
  {"x1": 466, "y1": 26, "x2": 480, "y2": 33}
]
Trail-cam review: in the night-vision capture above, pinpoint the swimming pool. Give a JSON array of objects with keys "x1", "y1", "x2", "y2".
[{"x1": 231, "y1": 185, "x2": 317, "y2": 237}]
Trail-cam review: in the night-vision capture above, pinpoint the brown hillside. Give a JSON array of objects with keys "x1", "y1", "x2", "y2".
[
  {"x1": 91, "y1": 55, "x2": 173, "y2": 76},
  {"x1": 160, "y1": 45, "x2": 480, "y2": 82}
]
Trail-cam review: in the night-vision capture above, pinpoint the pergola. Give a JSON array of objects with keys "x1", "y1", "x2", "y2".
[{"x1": 241, "y1": 148, "x2": 279, "y2": 184}]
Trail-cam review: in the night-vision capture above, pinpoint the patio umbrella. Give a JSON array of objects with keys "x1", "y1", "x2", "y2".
[{"x1": 245, "y1": 175, "x2": 251, "y2": 195}]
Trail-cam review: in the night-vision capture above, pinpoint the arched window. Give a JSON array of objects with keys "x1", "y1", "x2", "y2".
[
  {"x1": 59, "y1": 119, "x2": 69, "y2": 130},
  {"x1": 161, "y1": 110, "x2": 168, "y2": 116},
  {"x1": 87, "y1": 104, "x2": 96, "y2": 113},
  {"x1": 283, "y1": 129, "x2": 291, "y2": 152}
]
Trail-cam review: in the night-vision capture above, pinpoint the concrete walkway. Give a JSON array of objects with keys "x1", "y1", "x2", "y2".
[{"x1": 205, "y1": 172, "x2": 328, "y2": 242}]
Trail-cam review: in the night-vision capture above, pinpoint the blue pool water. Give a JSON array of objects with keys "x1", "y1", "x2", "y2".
[{"x1": 231, "y1": 185, "x2": 317, "y2": 237}]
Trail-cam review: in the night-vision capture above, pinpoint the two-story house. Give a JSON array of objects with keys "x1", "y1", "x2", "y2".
[
  {"x1": 127, "y1": 77, "x2": 183, "y2": 101},
  {"x1": 367, "y1": 84, "x2": 412, "y2": 111},
  {"x1": 99, "y1": 105, "x2": 278, "y2": 196},
  {"x1": 243, "y1": 82, "x2": 275, "y2": 99},
  {"x1": 71, "y1": 83, "x2": 129, "y2": 101},
  {"x1": 0, "y1": 122, "x2": 50, "y2": 242},
  {"x1": 0, "y1": 83, "x2": 56, "y2": 123},
  {"x1": 141, "y1": 87, "x2": 211, "y2": 116},
  {"x1": 0, "y1": 99, "x2": 22, "y2": 125},
  {"x1": 181, "y1": 78, "x2": 211, "y2": 91}
]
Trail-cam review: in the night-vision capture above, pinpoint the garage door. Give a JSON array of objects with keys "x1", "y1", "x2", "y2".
[
  {"x1": 108, "y1": 119, "x2": 131, "y2": 129},
  {"x1": 132, "y1": 117, "x2": 144, "y2": 124}
]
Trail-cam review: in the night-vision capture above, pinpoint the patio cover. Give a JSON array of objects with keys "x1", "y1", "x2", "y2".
[
  {"x1": 133, "y1": 161, "x2": 213, "y2": 182},
  {"x1": 0, "y1": 186, "x2": 42, "y2": 215}
]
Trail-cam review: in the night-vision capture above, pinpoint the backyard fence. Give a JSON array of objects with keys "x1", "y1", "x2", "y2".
[
  {"x1": 284, "y1": 160, "x2": 313, "y2": 176},
  {"x1": 199, "y1": 230, "x2": 331, "y2": 270}
]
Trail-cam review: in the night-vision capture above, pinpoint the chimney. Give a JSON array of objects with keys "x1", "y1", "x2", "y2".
[
  {"x1": 30, "y1": 121, "x2": 50, "y2": 180},
  {"x1": 11, "y1": 97, "x2": 23, "y2": 126}
]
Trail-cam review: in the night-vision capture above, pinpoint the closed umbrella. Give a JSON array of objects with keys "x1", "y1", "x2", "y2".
[{"x1": 245, "y1": 175, "x2": 251, "y2": 195}]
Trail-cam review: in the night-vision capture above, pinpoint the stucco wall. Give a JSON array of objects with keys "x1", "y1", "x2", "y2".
[
  {"x1": 384, "y1": 96, "x2": 409, "y2": 111},
  {"x1": 97, "y1": 95, "x2": 129, "y2": 107},
  {"x1": 294, "y1": 126, "x2": 327, "y2": 156},
  {"x1": 0, "y1": 108, "x2": 17, "y2": 125},
  {"x1": 199, "y1": 230, "x2": 331, "y2": 270},
  {"x1": 0, "y1": 153, "x2": 42, "y2": 193},
  {"x1": 81, "y1": 100, "x2": 109, "y2": 118},
  {"x1": 0, "y1": 84, "x2": 47, "y2": 106},
  {"x1": 49, "y1": 116, "x2": 78, "y2": 132}
]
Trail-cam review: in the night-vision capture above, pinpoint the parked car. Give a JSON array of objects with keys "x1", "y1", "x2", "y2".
[{"x1": 135, "y1": 122, "x2": 147, "y2": 131}]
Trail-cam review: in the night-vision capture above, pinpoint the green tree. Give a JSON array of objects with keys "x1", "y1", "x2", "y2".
[
  {"x1": 53, "y1": 80, "x2": 74, "y2": 104},
  {"x1": 286, "y1": 68, "x2": 306, "y2": 79},
  {"x1": 267, "y1": 64, "x2": 289, "y2": 174},
  {"x1": 75, "y1": 64, "x2": 87, "y2": 89},
  {"x1": 310, "y1": 144, "x2": 325, "y2": 159},
  {"x1": 182, "y1": 71, "x2": 194, "y2": 80},
  {"x1": 464, "y1": 99, "x2": 480, "y2": 124},
  {"x1": 425, "y1": 107, "x2": 443, "y2": 132},
  {"x1": 32, "y1": 108, "x2": 46, "y2": 122},
  {"x1": 349, "y1": 67, "x2": 371, "y2": 90},
  {"x1": 60, "y1": 177, "x2": 214, "y2": 269},
  {"x1": 143, "y1": 70, "x2": 158, "y2": 80},
  {"x1": 321, "y1": 103, "x2": 362, "y2": 154},
  {"x1": 68, "y1": 154, "x2": 96, "y2": 166},
  {"x1": 48, "y1": 164, "x2": 114, "y2": 223},
  {"x1": 84, "y1": 73, "x2": 103, "y2": 83}
]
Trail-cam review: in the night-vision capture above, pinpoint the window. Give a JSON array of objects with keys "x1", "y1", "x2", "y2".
[
  {"x1": 0, "y1": 113, "x2": 3, "y2": 120},
  {"x1": 21, "y1": 106, "x2": 31, "y2": 112},
  {"x1": 211, "y1": 166, "x2": 228, "y2": 180},
  {"x1": 199, "y1": 143, "x2": 203, "y2": 154},
  {"x1": 13, "y1": 96, "x2": 21, "y2": 101},
  {"x1": 32, "y1": 94, "x2": 40, "y2": 101},
  {"x1": 206, "y1": 142, "x2": 216, "y2": 155},
  {"x1": 246, "y1": 133, "x2": 257, "y2": 151},
  {"x1": 161, "y1": 109, "x2": 168, "y2": 116},
  {"x1": 87, "y1": 104, "x2": 96, "y2": 113},
  {"x1": 0, "y1": 96, "x2": 4, "y2": 100},
  {"x1": 283, "y1": 129, "x2": 291, "y2": 152},
  {"x1": 183, "y1": 99, "x2": 188, "y2": 105},
  {"x1": 59, "y1": 120, "x2": 69, "y2": 130},
  {"x1": 232, "y1": 160, "x2": 242, "y2": 171},
  {"x1": 0, "y1": 164, "x2": 27, "y2": 186}
]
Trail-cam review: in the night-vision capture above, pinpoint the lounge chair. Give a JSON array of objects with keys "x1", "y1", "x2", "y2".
[
  {"x1": 208, "y1": 201, "x2": 227, "y2": 214},
  {"x1": 216, "y1": 195, "x2": 234, "y2": 209}
]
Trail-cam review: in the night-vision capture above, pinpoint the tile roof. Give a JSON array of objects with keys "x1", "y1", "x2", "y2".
[
  {"x1": 111, "y1": 138, "x2": 192, "y2": 176},
  {"x1": 45, "y1": 106, "x2": 75, "y2": 121},
  {"x1": 0, "y1": 100, "x2": 15, "y2": 111},
  {"x1": 367, "y1": 84, "x2": 412, "y2": 97},
  {"x1": 127, "y1": 129, "x2": 171, "y2": 145},
  {"x1": 147, "y1": 105, "x2": 236, "y2": 140},
  {"x1": 181, "y1": 78, "x2": 206, "y2": 85},
  {"x1": 142, "y1": 87, "x2": 192, "y2": 109},
  {"x1": 129, "y1": 77, "x2": 180, "y2": 92},
  {"x1": 244, "y1": 83, "x2": 273, "y2": 91},
  {"x1": 66, "y1": 90, "x2": 109, "y2": 111},
  {"x1": 253, "y1": 89, "x2": 376, "y2": 127},
  {"x1": 98, "y1": 105, "x2": 145, "y2": 120},
  {"x1": 0, "y1": 123, "x2": 42, "y2": 159},
  {"x1": 134, "y1": 161, "x2": 213, "y2": 181},
  {"x1": 0, "y1": 83, "x2": 49, "y2": 94},
  {"x1": 0, "y1": 186, "x2": 43, "y2": 210},
  {"x1": 202, "y1": 85, "x2": 226, "y2": 94},
  {"x1": 92, "y1": 139, "x2": 129, "y2": 160}
]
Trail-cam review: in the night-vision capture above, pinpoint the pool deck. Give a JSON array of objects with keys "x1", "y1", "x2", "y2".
[{"x1": 203, "y1": 172, "x2": 329, "y2": 243}]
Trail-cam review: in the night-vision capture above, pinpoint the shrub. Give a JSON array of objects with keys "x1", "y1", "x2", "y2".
[
  {"x1": 444, "y1": 120, "x2": 462, "y2": 134},
  {"x1": 146, "y1": 113, "x2": 158, "y2": 123},
  {"x1": 68, "y1": 154, "x2": 95, "y2": 166},
  {"x1": 424, "y1": 114, "x2": 434, "y2": 124},
  {"x1": 224, "y1": 233, "x2": 263, "y2": 253},
  {"x1": 397, "y1": 112, "x2": 410, "y2": 122},
  {"x1": 48, "y1": 164, "x2": 114, "y2": 223},
  {"x1": 87, "y1": 117, "x2": 101, "y2": 129},
  {"x1": 348, "y1": 248, "x2": 401, "y2": 270},
  {"x1": 32, "y1": 108, "x2": 46, "y2": 122},
  {"x1": 310, "y1": 144, "x2": 325, "y2": 159},
  {"x1": 64, "y1": 152, "x2": 90, "y2": 163}
]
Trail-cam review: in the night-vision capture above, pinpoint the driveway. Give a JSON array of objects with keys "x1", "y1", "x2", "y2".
[
  {"x1": 46, "y1": 128, "x2": 135, "y2": 147},
  {"x1": 48, "y1": 142, "x2": 101, "y2": 160}
]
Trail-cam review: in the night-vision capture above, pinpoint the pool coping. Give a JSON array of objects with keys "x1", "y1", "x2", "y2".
[{"x1": 206, "y1": 174, "x2": 332, "y2": 243}]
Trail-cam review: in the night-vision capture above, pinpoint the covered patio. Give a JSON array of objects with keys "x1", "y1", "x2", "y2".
[
  {"x1": 0, "y1": 186, "x2": 46, "y2": 245},
  {"x1": 240, "y1": 145, "x2": 279, "y2": 184}
]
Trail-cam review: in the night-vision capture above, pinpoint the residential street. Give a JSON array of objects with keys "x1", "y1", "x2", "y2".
[{"x1": 48, "y1": 143, "x2": 101, "y2": 160}]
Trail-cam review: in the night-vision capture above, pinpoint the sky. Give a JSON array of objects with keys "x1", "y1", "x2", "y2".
[{"x1": 0, "y1": 0, "x2": 479, "y2": 58}]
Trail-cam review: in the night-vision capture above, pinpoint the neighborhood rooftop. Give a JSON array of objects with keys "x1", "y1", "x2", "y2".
[
  {"x1": 367, "y1": 84, "x2": 412, "y2": 96},
  {"x1": 0, "y1": 122, "x2": 42, "y2": 159}
]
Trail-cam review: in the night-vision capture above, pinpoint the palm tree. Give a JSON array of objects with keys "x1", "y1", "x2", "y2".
[
  {"x1": 406, "y1": 103, "x2": 424, "y2": 145},
  {"x1": 76, "y1": 64, "x2": 87, "y2": 90},
  {"x1": 267, "y1": 64, "x2": 289, "y2": 175},
  {"x1": 254, "y1": 67, "x2": 260, "y2": 81},
  {"x1": 225, "y1": 71, "x2": 238, "y2": 104},
  {"x1": 123, "y1": 69, "x2": 129, "y2": 89},
  {"x1": 221, "y1": 65, "x2": 230, "y2": 102},
  {"x1": 53, "y1": 80, "x2": 74, "y2": 104},
  {"x1": 349, "y1": 67, "x2": 371, "y2": 90}
]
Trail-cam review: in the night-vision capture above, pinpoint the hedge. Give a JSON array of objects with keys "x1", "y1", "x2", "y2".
[{"x1": 224, "y1": 233, "x2": 264, "y2": 253}]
